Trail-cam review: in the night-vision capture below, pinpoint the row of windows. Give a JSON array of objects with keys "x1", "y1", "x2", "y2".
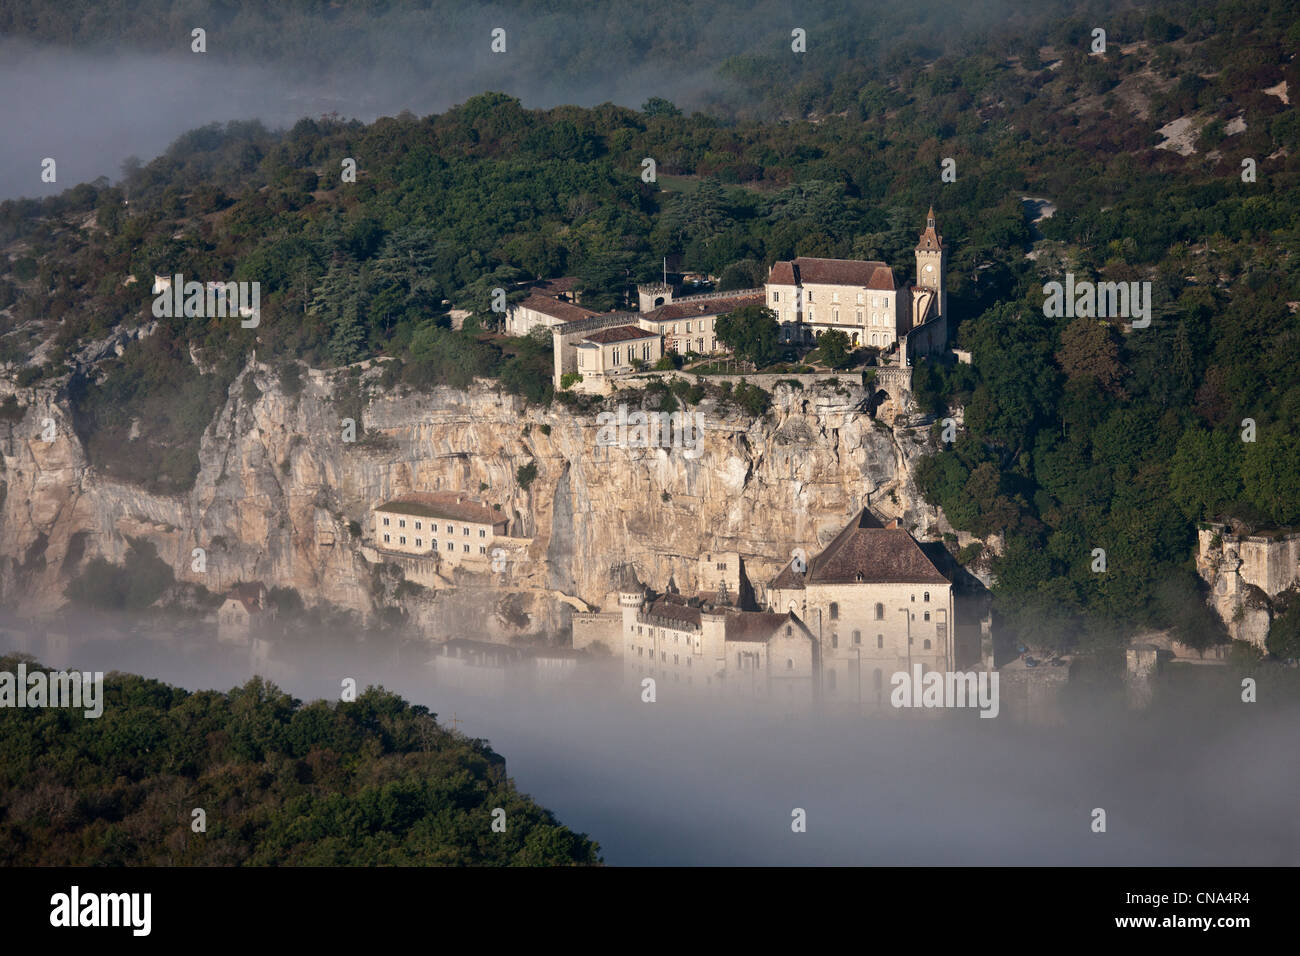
[
  {"x1": 381, "y1": 534, "x2": 487, "y2": 555},
  {"x1": 827, "y1": 595, "x2": 931, "y2": 621},
  {"x1": 828, "y1": 631, "x2": 935, "y2": 651},
  {"x1": 771, "y1": 290, "x2": 890, "y2": 307},
  {"x1": 381, "y1": 516, "x2": 486, "y2": 537}
]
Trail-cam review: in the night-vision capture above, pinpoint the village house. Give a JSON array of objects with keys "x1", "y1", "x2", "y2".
[{"x1": 217, "y1": 582, "x2": 271, "y2": 645}]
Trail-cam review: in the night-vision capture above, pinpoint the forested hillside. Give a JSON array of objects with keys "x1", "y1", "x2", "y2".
[
  {"x1": 0, "y1": 655, "x2": 600, "y2": 865},
  {"x1": 1, "y1": 0, "x2": 1298, "y2": 652}
]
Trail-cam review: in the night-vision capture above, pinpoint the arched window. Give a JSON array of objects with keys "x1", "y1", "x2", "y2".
[
  {"x1": 874, "y1": 603, "x2": 884, "y2": 620},
  {"x1": 829, "y1": 602, "x2": 839, "y2": 620},
  {"x1": 923, "y1": 591, "x2": 930, "y2": 602}
]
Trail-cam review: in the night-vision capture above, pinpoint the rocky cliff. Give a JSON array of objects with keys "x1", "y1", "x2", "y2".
[{"x1": 0, "y1": 357, "x2": 952, "y2": 639}]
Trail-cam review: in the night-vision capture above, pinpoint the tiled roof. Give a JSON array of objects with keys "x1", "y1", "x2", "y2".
[
  {"x1": 226, "y1": 582, "x2": 266, "y2": 614},
  {"x1": 639, "y1": 599, "x2": 704, "y2": 630},
  {"x1": 768, "y1": 258, "x2": 896, "y2": 291},
  {"x1": 376, "y1": 492, "x2": 506, "y2": 526},
  {"x1": 534, "y1": 276, "x2": 580, "y2": 296},
  {"x1": 770, "y1": 509, "x2": 948, "y2": 587},
  {"x1": 515, "y1": 294, "x2": 598, "y2": 323},
  {"x1": 642, "y1": 292, "x2": 765, "y2": 323},
  {"x1": 724, "y1": 610, "x2": 811, "y2": 644},
  {"x1": 583, "y1": 324, "x2": 657, "y2": 344}
]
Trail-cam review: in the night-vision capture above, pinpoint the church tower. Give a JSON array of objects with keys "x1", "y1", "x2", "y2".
[{"x1": 914, "y1": 206, "x2": 946, "y2": 320}]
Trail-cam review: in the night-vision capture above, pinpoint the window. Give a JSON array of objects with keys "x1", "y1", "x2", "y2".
[
  {"x1": 832, "y1": 291, "x2": 840, "y2": 303},
  {"x1": 432, "y1": 540, "x2": 438, "y2": 550},
  {"x1": 853, "y1": 630, "x2": 861, "y2": 645},
  {"x1": 856, "y1": 310, "x2": 863, "y2": 324},
  {"x1": 480, "y1": 529, "x2": 486, "y2": 537},
  {"x1": 446, "y1": 542, "x2": 453, "y2": 551},
  {"x1": 875, "y1": 603, "x2": 885, "y2": 620},
  {"x1": 831, "y1": 633, "x2": 839, "y2": 649},
  {"x1": 399, "y1": 536, "x2": 406, "y2": 545},
  {"x1": 877, "y1": 634, "x2": 883, "y2": 648},
  {"x1": 911, "y1": 594, "x2": 915, "y2": 602},
  {"x1": 686, "y1": 322, "x2": 691, "y2": 333},
  {"x1": 479, "y1": 546, "x2": 486, "y2": 554},
  {"x1": 924, "y1": 612, "x2": 931, "y2": 622},
  {"x1": 382, "y1": 517, "x2": 390, "y2": 526},
  {"x1": 786, "y1": 659, "x2": 793, "y2": 670},
  {"x1": 674, "y1": 654, "x2": 679, "y2": 665},
  {"x1": 857, "y1": 292, "x2": 865, "y2": 304},
  {"x1": 463, "y1": 544, "x2": 469, "y2": 553},
  {"x1": 772, "y1": 291, "x2": 780, "y2": 302},
  {"x1": 415, "y1": 521, "x2": 422, "y2": 530},
  {"x1": 829, "y1": 602, "x2": 839, "y2": 620},
  {"x1": 446, "y1": 524, "x2": 453, "y2": 533},
  {"x1": 399, "y1": 519, "x2": 406, "y2": 528},
  {"x1": 924, "y1": 592, "x2": 930, "y2": 602},
  {"x1": 415, "y1": 539, "x2": 422, "y2": 548},
  {"x1": 383, "y1": 534, "x2": 390, "y2": 543},
  {"x1": 833, "y1": 308, "x2": 840, "y2": 322},
  {"x1": 924, "y1": 639, "x2": 932, "y2": 650}
]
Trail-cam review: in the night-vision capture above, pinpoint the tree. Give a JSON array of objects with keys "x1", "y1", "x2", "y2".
[
  {"x1": 816, "y1": 329, "x2": 852, "y2": 368},
  {"x1": 715, "y1": 304, "x2": 780, "y2": 368}
]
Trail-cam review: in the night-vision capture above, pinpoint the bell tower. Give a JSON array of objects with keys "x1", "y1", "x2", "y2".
[{"x1": 914, "y1": 206, "x2": 946, "y2": 320}]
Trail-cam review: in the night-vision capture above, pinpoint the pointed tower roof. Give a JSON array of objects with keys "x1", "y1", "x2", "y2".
[{"x1": 916, "y1": 207, "x2": 944, "y2": 252}]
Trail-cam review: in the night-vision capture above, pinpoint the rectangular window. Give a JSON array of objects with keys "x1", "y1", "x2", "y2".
[
  {"x1": 446, "y1": 542, "x2": 453, "y2": 551},
  {"x1": 383, "y1": 534, "x2": 390, "y2": 543},
  {"x1": 479, "y1": 529, "x2": 486, "y2": 537},
  {"x1": 463, "y1": 527, "x2": 469, "y2": 536},
  {"x1": 480, "y1": 546, "x2": 486, "y2": 554},
  {"x1": 772, "y1": 291, "x2": 779, "y2": 302},
  {"x1": 382, "y1": 517, "x2": 390, "y2": 526},
  {"x1": 463, "y1": 544, "x2": 469, "y2": 553},
  {"x1": 686, "y1": 322, "x2": 691, "y2": 332},
  {"x1": 415, "y1": 521, "x2": 422, "y2": 530},
  {"x1": 399, "y1": 536, "x2": 406, "y2": 545},
  {"x1": 832, "y1": 291, "x2": 840, "y2": 303},
  {"x1": 446, "y1": 524, "x2": 453, "y2": 533},
  {"x1": 415, "y1": 539, "x2": 422, "y2": 548},
  {"x1": 399, "y1": 519, "x2": 406, "y2": 528}
]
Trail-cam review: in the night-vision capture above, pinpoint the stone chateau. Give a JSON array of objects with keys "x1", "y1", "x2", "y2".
[{"x1": 504, "y1": 209, "x2": 951, "y2": 396}]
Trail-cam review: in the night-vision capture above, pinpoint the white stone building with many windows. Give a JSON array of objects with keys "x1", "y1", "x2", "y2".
[{"x1": 373, "y1": 492, "x2": 510, "y2": 569}]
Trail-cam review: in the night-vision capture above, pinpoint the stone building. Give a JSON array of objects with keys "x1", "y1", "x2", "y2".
[
  {"x1": 548, "y1": 209, "x2": 951, "y2": 395},
  {"x1": 767, "y1": 509, "x2": 955, "y2": 712},
  {"x1": 572, "y1": 325, "x2": 663, "y2": 390},
  {"x1": 217, "y1": 582, "x2": 270, "y2": 645},
  {"x1": 504, "y1": 292, "x2": 598, "y2": 337},
  {"x1": 619, "y1": 587, "x2": 819, "y2": 707},
  {"x1": 765, "y1": 208, "x2": 948, "y2": 360},
  {"x1": 373, "y1": 492, "x2": 510, "y2": 569}
]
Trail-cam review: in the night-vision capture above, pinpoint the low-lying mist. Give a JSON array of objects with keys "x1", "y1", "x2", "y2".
[{"x1": 5, "y1": 612, "x2": 1297, "y2": 866}]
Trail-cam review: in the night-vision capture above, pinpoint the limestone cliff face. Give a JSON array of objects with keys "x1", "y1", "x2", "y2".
[{"x1": 0, "y1": 358, "x2": 948, "y2": 637}]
